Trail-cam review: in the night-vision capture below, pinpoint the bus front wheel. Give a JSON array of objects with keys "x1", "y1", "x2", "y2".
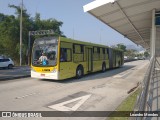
[{"x1": 76, "y1": 66, "x2": 83, "y2": 79}]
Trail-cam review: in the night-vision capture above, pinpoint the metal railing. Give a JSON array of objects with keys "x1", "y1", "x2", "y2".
[{"x1": 132, "y1": 56, "x2": 160, "y2": 120}]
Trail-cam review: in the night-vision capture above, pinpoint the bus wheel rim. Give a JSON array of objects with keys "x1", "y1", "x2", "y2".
[
  {"x1": 103, "y1": 65, "x2": 106, "y2": 71},
  {"x1": 77, "y1": 69, "x2": 82, "y2": 76}
]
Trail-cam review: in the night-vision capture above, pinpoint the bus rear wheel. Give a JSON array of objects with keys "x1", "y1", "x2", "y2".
[
  {"x1": 102, "y1": 63, "x2": 106, "y2": 72},
  {"x1": 76, "y1": 66, "x2": 83, "y2": 79}
]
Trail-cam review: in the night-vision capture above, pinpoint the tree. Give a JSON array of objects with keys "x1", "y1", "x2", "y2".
[
  {"x1": 112, "y1": 44, "x2": 126, "y2": 52},
  {"x1": 0, "y1": 13, "x2": 19, "y2": 61},
  {"x1": 124, "y1": 49, "x2": 137, "y2": 59},
  {"x1": 116, "y1": 43, "x2": 126, "y2": 52},
  {"x1": 0, "y1": 4, "x2": 65, "y2": 65},
  {"x1": 33, "y1": 13, "x2": 65, "y2": 37},
  {"x1": 144, "y1": 51, "x2": 150, "y2": 58},
  {"x1": 7, "y1": 4, "x2": 34, "y2": 64}
]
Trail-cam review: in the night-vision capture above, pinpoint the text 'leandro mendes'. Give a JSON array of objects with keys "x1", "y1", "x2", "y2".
[{"x1": 130, "y1": 112, "x2": 158, "y2": 117}]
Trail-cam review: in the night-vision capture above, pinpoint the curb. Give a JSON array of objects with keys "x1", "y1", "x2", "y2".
[{"x1": 0, "y1": 75, "x2": 31, "y2": 81}]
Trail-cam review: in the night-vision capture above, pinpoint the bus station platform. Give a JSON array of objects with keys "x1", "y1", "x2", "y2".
[{"x1": 152, "y1": 57, "x2": 160, "y2": 115}]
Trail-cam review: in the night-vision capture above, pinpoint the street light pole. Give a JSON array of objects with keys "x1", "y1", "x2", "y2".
[
  {"x1": 28, "y1": 31, "x2": 30, "y2": 66},
  {"x1": 20, "y1": 0, "x2": 23, "y2": 66}
]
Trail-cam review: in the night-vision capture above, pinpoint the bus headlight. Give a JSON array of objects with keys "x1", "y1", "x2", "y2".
[
  {"x1": 31, "y1": 67, "x2": 36, "y2": 72},
  {"x1": 51, "y1": 69, "x2": 57, "y2": 73}
]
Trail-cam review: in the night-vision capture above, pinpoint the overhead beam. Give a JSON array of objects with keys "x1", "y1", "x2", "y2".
[
  {"x1": 98, "y1": 0, "x2": 159, "y2": 19},
  {"x1": 107, "y1": 11, "x2": 151, "y2": 25},
  {"x1": 124, "y1": 27, "x2": 151, "y2": 35},
  {"x1": 115, "y1": 1, "x2": 148, "y2": 47},
  {"x1": 151, "y1": 9, "x2": 156, "y2": 57}
]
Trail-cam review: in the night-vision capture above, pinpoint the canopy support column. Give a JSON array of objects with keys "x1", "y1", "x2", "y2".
[{"x1": 151, "y1": 9, "x2": 156, "y2": 57}]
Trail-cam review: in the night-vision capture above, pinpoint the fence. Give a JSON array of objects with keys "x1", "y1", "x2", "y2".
[{"x1": 131, "y1": 56, "x2": 160, "y2": 120}]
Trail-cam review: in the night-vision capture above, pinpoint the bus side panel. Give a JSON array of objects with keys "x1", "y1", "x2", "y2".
[
  {"x1": 109, "y1": 48, "x2": 113, "y2": 69},
  {"x1": 59, "y1": 62, "x2": 74, "y2": 80},
  {"x1": 59, "y1": 41, "x2": 87, "y2": 80},
  {"x1": 116, "y1": 51, "x2": 121, "y2": 67},
  {"x1": 122, "y1": 52, "x2": 124, "y2": 65},
  {"x1": 116, "y1": 51, "x2": 124, "y2": 67},
  {"x1": 93, "y1": 61, "x2": 103, "y2": 72},
  {"x1": 115, "y1": 51, "x2": 118, "y2": 67},
  {"x1": 59, "y1": 42, "x2": 75, "y2": 80}
]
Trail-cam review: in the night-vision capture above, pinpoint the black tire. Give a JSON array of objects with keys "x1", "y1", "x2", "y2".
[
  {"x1": 118, "y1": 61, "x2": 120, "y2": 67},
  {"x1": 76, "y1": 66, "x2": 83, "y2": 79},
  {"x1": 8, "y1": 64, "x2": 13, "y2": 69},
  {"x1": 102, "y1": 63, "x2": 106, "y2": 72}
]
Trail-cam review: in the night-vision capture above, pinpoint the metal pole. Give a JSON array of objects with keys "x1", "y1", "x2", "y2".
[
  {"x1": 73, "y1": 26, "x2": 74, "y2": 39},
  {"x1": 20, "y1": 0, "x2": 23, "y2": 66},
  {"x1": 151, "y1": 9, "x2": 156, "y2": 57},
  {"x1": 28, "y1": 32, "x2": 30, "y2": 65}
]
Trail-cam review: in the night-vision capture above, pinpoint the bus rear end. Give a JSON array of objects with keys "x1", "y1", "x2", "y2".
[{"x1": 31, "y1": 37, "x2": 60, "y2": 80}]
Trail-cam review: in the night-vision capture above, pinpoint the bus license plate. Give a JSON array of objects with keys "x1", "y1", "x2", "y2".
[{"x1": 41, "y1": 74, "x2": 45, "y2": 76}]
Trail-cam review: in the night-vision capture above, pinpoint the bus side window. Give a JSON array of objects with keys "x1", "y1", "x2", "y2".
[
  {"x1": 60, "y1": 48, "x2": 67, "y2": 62},
  {"x1": 102, "y1": 48, "x2": 105, "y2": 60},
  {"x1": 97, "y1": 47, "x2": 100, "y2": 60},
  {"x1": 106, "y1": 48, "x2": 109, "y2": 59},
  {"x1": 73, "y1": 45, "x2": 75, "y2": 53},
  {"x1": 94, "y1": 47, "x2": 97, "y2": 53},
  {"x1": 73, "y1": 44, "x2": 84, "y2": 54},
  {"x1": 67, "y1": 49, "x2": 72, "y2": 61},
  {"x1": 60, "y1": 48, "x2": 72, "y2": 62},
  {"x1": 97, "y1": 47, "x2": 100, "y2": 53},
  {"x1": 103, "y1": 48, "x2": 105, "y2": 54},
  {"x1": 80, "y1": 45, "x2": 84, "y2": 53}
]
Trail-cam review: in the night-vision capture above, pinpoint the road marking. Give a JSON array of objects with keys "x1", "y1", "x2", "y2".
[
  {"x1": 136, "y1": 62, "x2": 148, "y2": 70},
  {"x1": 113, "y1": 62, "x2": 149, "y2": 78},
  {"x1": 155, "y1": 68, "x2": 160, "y2": 71},
  {"x1": 48, "y1": 94, "x2": 91, "y2": 111},
  {"x1": 15, "y1": 92, "x2": 39, "y2": 99},
  {"x1": 113, "y1": 70, "x2": 131, "y2": 78}
]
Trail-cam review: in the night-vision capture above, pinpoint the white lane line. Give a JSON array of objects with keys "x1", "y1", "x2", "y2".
[
  {"x1": 113, "y1": 62, "x2": 149, "y2": 78},
  {"x1": 136, "y1": 62, "x2": 149, "y2": 70},
  {"x1": 155, "y1": 68, "x2": 160, "y2": 71},
  {"x1": 15, "y1": 92, "x2": 39, "y2": 99},
  {"x1": 113, "y1": 70, "x2": 131, "y2": 78},
  {"x1": 48, "y1": 94, "x2": 91, "y2": 111}
]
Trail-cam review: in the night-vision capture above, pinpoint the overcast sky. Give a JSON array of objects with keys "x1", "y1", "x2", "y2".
[{"x1": 0, "y1": 0, "x2": 136, "y2": 46}]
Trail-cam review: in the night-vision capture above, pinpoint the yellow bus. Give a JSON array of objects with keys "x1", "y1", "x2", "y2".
[{"x1": 31, "y1": 36, "x2": 123, "y2": 80}]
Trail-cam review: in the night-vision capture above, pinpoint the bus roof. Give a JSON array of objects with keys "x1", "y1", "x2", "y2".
[
  {"x1": 60, "y1": 37, "x2": 109, "y2": 48},
  {"x1": 60, "y1": 37, "x2": 123, "y2": 52}
]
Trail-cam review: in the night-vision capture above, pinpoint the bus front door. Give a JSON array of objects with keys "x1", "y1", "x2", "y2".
[{"x1": 86, "y1": 48, "x2": 93, "y2": 72}]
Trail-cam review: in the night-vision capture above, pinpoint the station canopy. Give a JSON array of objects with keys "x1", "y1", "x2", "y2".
[{"x1": 83, "y1": 0, "x2": 160, "y2": 49}]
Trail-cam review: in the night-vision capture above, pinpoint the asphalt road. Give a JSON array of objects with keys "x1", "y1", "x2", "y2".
[
  {"x1": 0, "y1": 60, "x2": 149, "y2": 120},
  {"x1": 0, "y1": 66, "x2": 30, "y2": 80}
]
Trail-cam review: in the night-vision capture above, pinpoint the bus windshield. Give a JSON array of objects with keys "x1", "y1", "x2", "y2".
[{"x1": 32, "y1": 37, "x2": 58, "y2": 66}]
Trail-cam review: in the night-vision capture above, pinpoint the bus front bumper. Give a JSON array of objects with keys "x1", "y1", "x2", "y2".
[{"x1": 31, "y1": 70, "x2": 59, "y2": 80}]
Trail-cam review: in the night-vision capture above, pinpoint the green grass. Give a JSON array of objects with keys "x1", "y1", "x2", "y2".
[{"x1": 108, "y1": 88, "x2": 141, "y2": 120}]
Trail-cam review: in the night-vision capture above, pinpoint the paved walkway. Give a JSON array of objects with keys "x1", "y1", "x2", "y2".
[
  {"x1": 150, "y1": 57, "x2": 160, "y2": 120},
  {"x1": 0, "y1": 66, "x2": 30, "y2": 80}
]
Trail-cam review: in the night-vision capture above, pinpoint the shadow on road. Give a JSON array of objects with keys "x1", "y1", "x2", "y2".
[
  {"x1": 0, "y1": 66, "x2": 30, "y2": 81},
  {"x1": 40, "y1": 64, "x2": 136, "y2": 84}
]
